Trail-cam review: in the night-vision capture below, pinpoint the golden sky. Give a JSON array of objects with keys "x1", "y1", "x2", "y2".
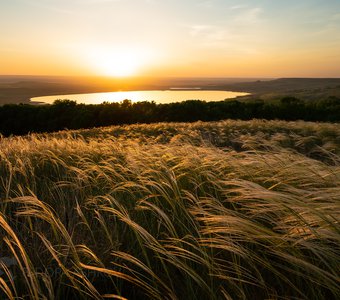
[{"x1": 1, "y1": 0, "x2": 340, "y2": 77}]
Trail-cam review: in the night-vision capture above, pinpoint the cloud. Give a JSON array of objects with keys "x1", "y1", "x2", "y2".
[
  {"x1": 198, "y1": 1, "x2": 214, "y2": 8},
  {"x1": 188, "y1": 7, "x2": 264, "y2": 43},
  {"x1": 188, "y1": 24, "x2": 237, "y2": 48},
  {"x1": 78, "y1": 0, "x2": 121, "y2": 4},
  {"x1": 22, "y1": 0, "x2": 74, "y2": 14},
  {"x1": 230, "y1": 4, "x2": 248, "y2": 10},
  {"x1": 189, "y1": 25, "x2": 215, "y2": 37},
  {"x1": 187, "y1": 9, "x2": 265, "y2": 55},
  {"x1": 232, "y1": 7, "x2": 263, "y2": 24},
  {"x1": 331, "y1": 13, "x2": 340, "y2": 21},
  {"x1": 22, "y1": 0, "x2": 122, "y2": 14}
]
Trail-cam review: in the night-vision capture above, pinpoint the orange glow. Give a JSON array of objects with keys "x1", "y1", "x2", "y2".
[
  {"x1": 1, "y1": 1, "x2": 339, "y2": 78},
  {"x1": 85, "y1": 46, "x2": 155, "y2": 78}
]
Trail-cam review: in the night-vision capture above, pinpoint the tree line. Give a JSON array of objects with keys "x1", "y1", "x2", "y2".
[{"x1": 0, "y1": 96, "x2": 339, "y2": 136}]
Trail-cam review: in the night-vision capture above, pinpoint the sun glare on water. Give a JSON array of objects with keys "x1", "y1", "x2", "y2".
[{"x1": 87, "y1": 46, "x2": 152, "y2": 77}]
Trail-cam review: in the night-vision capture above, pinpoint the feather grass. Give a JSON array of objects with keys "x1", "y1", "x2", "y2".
[{"x1": 0, "y1": 119, "x2": 339, "y2": 299}]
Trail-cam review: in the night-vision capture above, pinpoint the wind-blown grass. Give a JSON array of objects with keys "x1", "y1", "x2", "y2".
[{"x1": 0, "y1": 119, "x2": 339, "y2": 299}]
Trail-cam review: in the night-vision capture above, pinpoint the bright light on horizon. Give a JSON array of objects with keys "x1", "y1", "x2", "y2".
[{"x1": 85, "y1": 46, "x2": 156, "y2": 78}]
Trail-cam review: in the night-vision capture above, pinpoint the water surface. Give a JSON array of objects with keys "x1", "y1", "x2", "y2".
[{"x1": 31, "y1": 90, "x2": 249, "y2": 105}]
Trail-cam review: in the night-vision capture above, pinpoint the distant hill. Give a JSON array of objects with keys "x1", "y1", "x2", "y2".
[{"x1": 220, "y1": 78, "x2": 340, "y2": 101}]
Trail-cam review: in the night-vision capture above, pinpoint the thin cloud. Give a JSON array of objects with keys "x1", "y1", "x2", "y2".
[
  {"x1": 23, "y1": 0, "x2": 73, "y2": 14},
  {"x1": 232, "y1": 7, "x2": 263, "y2": 24},
  {"x1": 189, "y1": 25, "x2": 215, "y2": 37},
  {"x1": 198, "y1": 1, "x2": 214, "y2": 8},
  {"x1": 230, "y1": 4, "x2": 248, "y2": 10},
  {"x1": 330, "y1": 13, "x2": 340, "y2": 21},
  {"x1": 188, "y1": 24, "x2": 237, "y2": 48},
  {"x1": 78, "y1": 0, "x2": 121, "y2": 4}
]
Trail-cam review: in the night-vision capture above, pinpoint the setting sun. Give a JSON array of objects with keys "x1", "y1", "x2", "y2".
[{"x1": 86, "y1": 47, "x2": 152, "y2": 77}]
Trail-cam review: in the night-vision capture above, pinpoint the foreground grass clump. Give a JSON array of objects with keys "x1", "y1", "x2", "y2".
[{"x1": 0, "y1": 119, "x2": 339, "y2": 299}]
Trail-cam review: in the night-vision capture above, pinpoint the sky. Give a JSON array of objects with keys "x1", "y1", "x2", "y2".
[{"x1": 1, "y1": 0, "x2": 340, "y2": 78}]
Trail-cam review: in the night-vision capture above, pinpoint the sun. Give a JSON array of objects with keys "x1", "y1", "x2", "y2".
[{"x1": 87, "y1": 46, "x2": 151, "y2": 77}]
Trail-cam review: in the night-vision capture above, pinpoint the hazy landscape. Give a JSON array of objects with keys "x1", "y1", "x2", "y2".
[
  {"x1": 1, "y1": 0, "x2": 340, "y2": 299},
  {"x1": 1, "y1": 76, "x2": 340, "y2": 105}
]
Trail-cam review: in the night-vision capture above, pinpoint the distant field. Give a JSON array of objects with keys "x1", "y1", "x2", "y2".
[
  {"x1": 0, "y1": 120, "x2": 339, "y2": 299},
  {"x1": 0, "y1": 76, "x2": 260, "y2": 105},
  {"x1": 221, "y1": 78, "x2": 340, "y2": 101},
  {"x1": 1, "y1": 76, "x2": 340, "y2": 105}
]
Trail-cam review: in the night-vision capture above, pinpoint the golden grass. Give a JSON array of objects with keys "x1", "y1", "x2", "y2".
[{"x1": 0, "y1": 119, "x2": 339, "y2": 299}]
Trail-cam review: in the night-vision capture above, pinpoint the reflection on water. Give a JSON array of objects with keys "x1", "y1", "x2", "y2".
[{"x1": 31, "y1": 90, "x2": 249, "y2": 105}]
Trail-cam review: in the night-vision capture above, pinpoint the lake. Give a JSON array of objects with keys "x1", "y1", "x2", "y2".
[{"x1": 30, "y1": 90, "x2": 249, "y2": 105}]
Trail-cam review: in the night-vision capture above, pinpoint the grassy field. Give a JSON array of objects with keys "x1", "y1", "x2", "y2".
[{"x1": 0, "y1": 119, "x2": 339, "y2": 299}]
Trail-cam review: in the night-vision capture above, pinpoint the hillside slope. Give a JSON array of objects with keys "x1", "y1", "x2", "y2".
[{"x1": 0, "y1": 120, "x2": 339, "y2": 299}]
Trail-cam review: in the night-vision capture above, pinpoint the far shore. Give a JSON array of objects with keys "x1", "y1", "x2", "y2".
[{"x1": 1, "y1": 77, "x2": 340, "y2": 105}]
